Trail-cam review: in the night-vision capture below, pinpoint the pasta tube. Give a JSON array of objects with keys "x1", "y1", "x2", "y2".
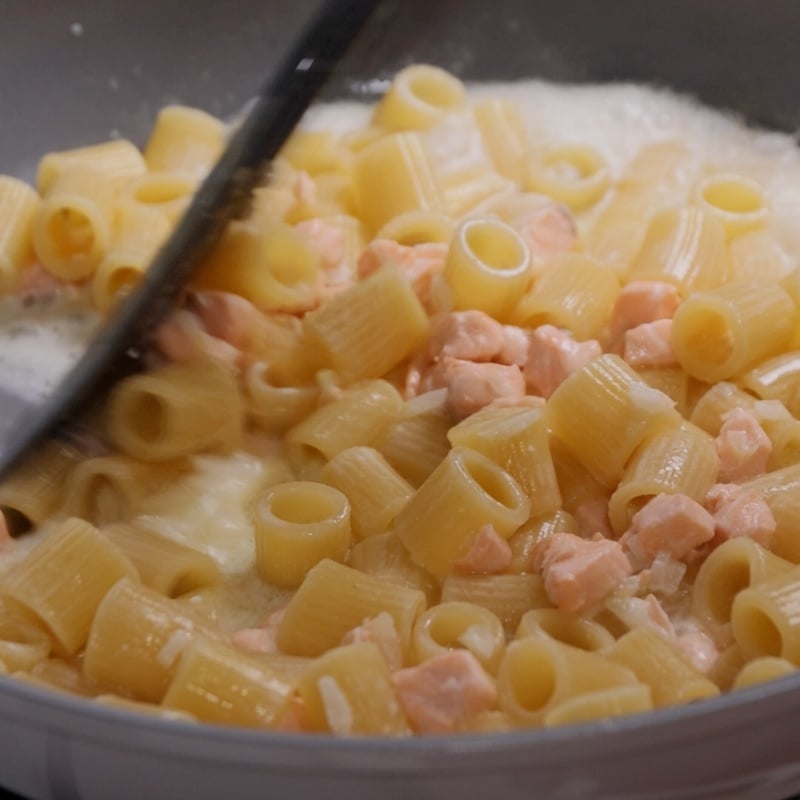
[
  {"x1": 373, "y1": 64, "x2": 467, "y2": 132},
  {"x1": 1, "y1": 518, "x2": 137, "y2": 656},
  {"x1": 444, "y1": 217, "x2": 532, "y2": 321},
  {"x1": 106, "y1": 359, "x2": 243, "y2": 461},
  {"x1": 0, "y1": 176, "x2": 39, "y2": 292},
  {"x1": 253, "y1": 481, "x2": 351, "y2": 589},
  {"x1": 394, "y1": 448, "x2": 530, "y2": 579}
]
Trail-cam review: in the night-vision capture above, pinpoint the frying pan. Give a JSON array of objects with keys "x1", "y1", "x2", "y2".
[{"x1": 1, "y1": 1, "x2": 800, "y2": 798}]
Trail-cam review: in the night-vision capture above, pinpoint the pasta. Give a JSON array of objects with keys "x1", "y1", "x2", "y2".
[{"x1": 5, "y1": 65, "x2": 800, "y2": 738}]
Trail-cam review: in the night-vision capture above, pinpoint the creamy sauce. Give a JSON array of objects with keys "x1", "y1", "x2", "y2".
[{"x1": 306, "y1": 81, "x2": 800, "y2": 256}]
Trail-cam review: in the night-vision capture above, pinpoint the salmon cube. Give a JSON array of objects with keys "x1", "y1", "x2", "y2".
[
  {"x1": 610, "y1": 280, "x2": 681, "y2": 337},
  {"x1": 706, "y1": 483, "x2": 776, "y2": 548},
  {"x1": 431, "y1": 358, "x2": 526, "y2": 420},
  {"x1": 453, "y1": 524, "x2": 513, "y2": 575},
  {"x1": 623, "y1": 319, "x2": 677, "y2": 369},
  {"x1": 715, "y1": 408, "x2": 772, "y2": 482},
  {"x1": 392, "y1": 651, "x2": 497, "y2": 734},
  {"x1": 629, "y1": 494, "x2": 715, "y2": 561},
  {"x1": 524, "y1": 324, "x2": 601, "y2": 398}
]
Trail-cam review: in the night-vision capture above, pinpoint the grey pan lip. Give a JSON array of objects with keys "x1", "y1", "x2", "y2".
[{"x1": 2, "y1": 669, "x2": 799, "y2": 761}]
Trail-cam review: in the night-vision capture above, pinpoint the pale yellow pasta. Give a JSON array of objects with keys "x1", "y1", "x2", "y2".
[
  {"x1": 512, "y1": 253, "x2": 620, "y2": 340},
  {"x1": 286, "y1": 380, "x2": 402, "y2": 475},
  {"x1": 276, "y1": 559, "x2": 425, "y2": 659},
  {"x1": 101, "y1": 522, "x2": 220, "y2": 597},
  {"x1": 729, "y1": 230, "x2": 794, "y2": 284},
  {"x1": 248, "y1": 312, "x2": 317, "y2": 387},
  {"x1": 92, "y1": 202, "x2": 170, "y2": 311},
  {"x1": 297, "y1": 642, "x2": 410, "y2": 735},
  {"x1": 692, "y1": 538, "x2": 792, "y2": 629},
  {"x1": 279, "y1": 130, "x2": 353, "y2": 176},
  {"x1": 544, "y1": 685, "x2": 654, "y2": 727},
  {"x1": 740, "y1": 351, "x2": 800, "y2": 417},
  {"x1": 473, "y1": 98, "x2": 530, "y2": 180},
  {"x1": 353, "y1": 132, "x2": 442, "y2": 231},
  {"x1": 731, "y1": 564, "x2": 800, "y2": 663},
  {"x1": 524, "y1": 144, "x2": 611, "y2": 211},
  {"x1": 253, "y1": 481, "x2": 351, "y2": 589},
  {"x1": 462, "y1": 710, "x2": 514, "y2": 734},
  {"x1": 31, "y1": 167, "x2": 114, "y2": 280},
  {"x1": 752, "y1": 400, "x2": 800, "y2": 470},
  {"x1": 1, "y1": 518, "x2": 137, "y2": 656},
  {"x1": 607, "y1": 421, "x2": 718, "y2": 534},
  {"x1": 373, "y1": 64, "x2": 467, "y2": 132},
  {"x1": 548, "y1": 435, "x2": 609, "y2": 513},
  {"x1": 508, "y1": 510, "x2": 579, "y2": 574},
  {"x1": 394, "y1": 448, "x2": 530, "y2": 579},
  {"x1": 348, "y1": 532, "x2": 438, "y2": 604},
  {"x1": 733, "y1": 656, "x2": 796, "y2": 690},
  {"x1": 689, "y1": 381, "x2": 756, "y2": 436},
  {"x1": 0, "y1": 599, "x2": 51, "y2": 672},
  {"x1": 194, "y1": 221, "x2": 320, "y2": 312},
  {"x1": 707, "y1": 644, "x2": 747, "y2": 692},
  {"x1": 63, "y1": 455, "x2": 181, "y2": 526},
  {"x1": 497, "y1": 637, "x2": 638, "y2": 726},
  {"x1": 143, "y1": 105, "x2": 225, "y2": 175},
  {"x1": 607, "y1": 629, "x2": 720, "y2": 707},
  {"x1": 742, "y1": 464, "x2": 800, "y2": 563},
  {"x1": 586, "y1": 141, "x2": 692, "y2": 271},
  {"x1": 106, "y1": 359, "x2": 243, "y2": 461},
  {"x1": 626, "y1": 206, "x2": 727, "y2": 296},
  {"x1": 20, "y1": 658, "x2": 95, "y2": 697},
  {"x1": 124, "y1": 170, "x2": 198, "y2": 223},
  {"x1": 440, "y1": 166, "x2": 515, "y2": 219},
  {"x1": 695, "y1": 173, "x2": 768, "y2": 238},
  {"x1": 304, "y1": 265, "x2": 429, "y2": 382},
  {"x1": 161, "y1": 636, "x2": 292, "y2": 728},
  {"x1": 515, "y1": 608, "x2": 615, "y2": 653},
  {"x1": 441, "y1": 574, "x2": 550, "y2": 633},
  {"x1": 448, "y1": 404, "x2": 561, "y2": 518},
  {"x1": 440, "y1": 217, "x2": 531, "y2": 321},
  {"x1": 244, "y1": 361, "x2": 319, "y2": 433},
  {"x1": 671, "y1": 280, "x2": 796, "y2": 382},
  {"x1": 320, "y1": 447, "x2": 413, "y2": 540},
  {"x1": 413, "y1": 601, "x2": 506, "y2": 673},
  {"x1": 374, "y1": 391, "x2": 452, "y2": 487},
  {"x1": 377, "y1": 209, "x2": 454, "y2": 245},
  {"x1": 37, "y1": 139, "x2": 146, "y2": 195},
  {"x1": 637, "y1": 367, "x2": 691, "y2": 417},
  {"x1": 546, "y1": 354, "x2": 679, "y2": 488},
  {"x1": 0, "y1": 440, "x2": 79, "y2": 531},
  {"x1": 0, "y1": 176, "x2": 39, "y2": 292},
  {"x1": 83, "y1": 577, "x2": 207, "y2": 702}
]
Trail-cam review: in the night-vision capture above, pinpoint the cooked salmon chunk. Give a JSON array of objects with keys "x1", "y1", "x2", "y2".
[
  {"x1": 535, "y1": 532, "x2": 632, "y2": 613},
  {"x1": 392, "y1": 651, "x2": 497, "y2": 734},
  {"x1": 190, "y1": 290, "x2": 264, "y2": 351},
  {"x1": 515, "y1": 204, "x2": 577, "y2": 260},
  {"x1": 453, "y1": 524, "x2": 513, "y2": 575},
  {"x1": 342, "y1": 612, "x2": 404, "y2": 671},
  {"x1": 627, "y1": 494, "x2": 715, "y2": 561},
  {"x1": 296, "y1": 218, "x2": 346, "y2": 270},
  {"x1": 623, "y1": 319, "x2": 677, "y2": 368},
  {"x1": 431, "y1": 357, "x2": 526, "y2": 420},
  {"x1": 524, "y1": 324, "x2": 602, "y2": 398},
  {"x1": 705, "y1": 483, "x2": 776, "y2": 547},
  {"x1": 715, "y1": 408, "x2": 772, "y2": 482},
  {"x1": 610, "y1": 280, "x2": 681, "y2": 337},
  {"x1": 428, "y1": 310, "x2": 506, "y2": 363}
]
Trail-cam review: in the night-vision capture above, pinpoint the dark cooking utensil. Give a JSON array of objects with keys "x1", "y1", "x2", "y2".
[{"x1": 0, "y1": 0, "x2": 381, "y2": 479}]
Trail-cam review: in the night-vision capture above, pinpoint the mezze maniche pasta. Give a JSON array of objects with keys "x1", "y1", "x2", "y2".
[{"x1": 2, "y1": 65, "x2": 800, "y2": 735}]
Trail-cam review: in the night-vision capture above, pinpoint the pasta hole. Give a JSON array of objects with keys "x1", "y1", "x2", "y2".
[
  {"x1": 47, "y1": 208, "x2": 95, "y2": 259},
  {"x1": 707, "y1": 558, "x2": 751, "y2": 624},
  {"x1": 129, "y1": 392, "x2": 166, "y2": 443},
  {"x1": 105, "y1": 266, "x2": 141, "y2": 302},
  {"x1": 537, "y1": 614, "x2": 606, "y2": 652},
  {"x1": 508, "y1": 643, "x2": 556, "y2": 712},
  {"x1": 737, "y1": 605, "x2": 783, "y2": 658},
  {"x1": 83, "y1": 475, "x2": 124, "y2": 526},
  {"x1": 268, "y1": 483, "x2": 343, "y2": 525},
  {"x1": 678, "y1": 307, "x2": 733, "y2": 366},
  {"x1": 428, "y1": 606, "x2": 472, "y2": 650},
  {"x1": 702, "y1": 178, "x2": 764, "y2": 215},
  {"x1": 0, "y1": 507, "x2": 31, "y2": 537},
  {"x1": 464, "y1": 221, "x2": 525, "y2": 273},
  {"x1": 408, "y1": 73, "x2": 462, "y2": 111},
  {"x1": 461, "y1": 452, "x2": 522, "y2": 511}
]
